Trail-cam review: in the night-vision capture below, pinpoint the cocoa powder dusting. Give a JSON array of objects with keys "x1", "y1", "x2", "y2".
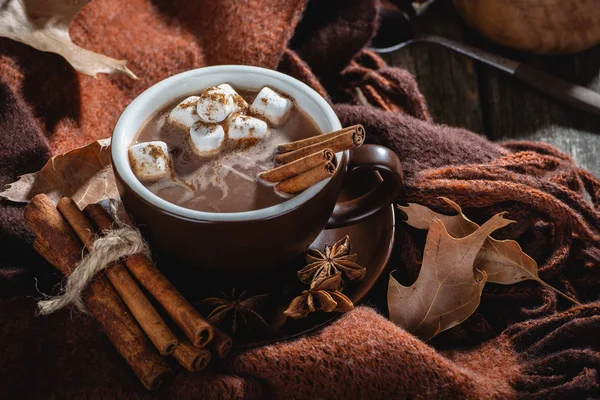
[
  {"x1": 181, "y1": 101, "x2": 197, "y2": 109},
  {"x1": 201, "y1": 87, "x2": 229, "y2": 105},
  {"x1": 233, "y1": 95, "x2": 246, "y2": 108},
  {"x1": 133, "y1": 86, "x2": 322, "y2": 212},
  {"x1": 146, "y1": 144, "x2": 166, "y2": 160}
]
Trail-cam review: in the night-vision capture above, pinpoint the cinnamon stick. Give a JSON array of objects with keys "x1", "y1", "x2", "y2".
[
  {"x1": 56, "y1": 198, "x2": 179, "y2": 356},
  {"x1": 277, "y1": 124, "x2": 364, "y2": 153},
  {"x1": 84, "y1": 204, "x2": 214, "y2": 348},
  {"x1": 275, "y1": 161, "x2": 336, "y2": 194},
  {"x1": 25, "y1": 194, "x2": 171, "y2": 390},
  {"x1": 259, "y1": 149, "x2": 335, "y2": 183},
  {"x1": 173, "y1": 340, "x2": 212, "y2": 372},
  {"x1": 275, "y1": 124, "x2": 365, "y2": 164},
  {"x1": 209, "y1": 326, "x2": 233, "y2": 359}
]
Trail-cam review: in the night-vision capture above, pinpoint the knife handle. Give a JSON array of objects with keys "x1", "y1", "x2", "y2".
[{"x1": 515, "y1": 64, "x2": 600, "y2": 117}]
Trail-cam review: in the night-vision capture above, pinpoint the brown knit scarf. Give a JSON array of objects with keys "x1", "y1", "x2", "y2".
[
  {"x1": 1, "y1": 0, "x2": 599, "y2": 398},
  {"x1": 330, "y1": 50, "x2": 600, "y2": 338}
]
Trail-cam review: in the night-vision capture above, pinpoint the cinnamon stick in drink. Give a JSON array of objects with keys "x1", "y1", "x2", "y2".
[
  {"x1": 25, "y1": 194, "x2": 171, "y2": 390},
  {"x1": 275, "y1": 124, "x2": 365, "y2": 164},
  {"x1": 275, "y1": 161, "x2": 336, "y2": 194},
  {"x1": 277, "y1": 125, "x2": 364, "y2": 153},
  {"x1": 173, "y1": 341, "x2": 212, "y2": 372},
  {"x1": 259, "y1": 149, "x2": 335, "y2": 183},
  {"x1": 84, "y1": 204, "x2": 214, "y2": 348},
  {"x1": 56, "y1": 198, "x2": 179, "y2": 356}
]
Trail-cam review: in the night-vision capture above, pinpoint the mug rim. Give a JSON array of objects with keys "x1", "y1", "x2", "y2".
[{"x1": 112, "y1": 65, "x2": 344, "y2": 222}]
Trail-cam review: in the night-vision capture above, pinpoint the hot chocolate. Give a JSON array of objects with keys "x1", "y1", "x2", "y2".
[{"x1": 131, "y1": 85, "x2": 322, "y2": 213}]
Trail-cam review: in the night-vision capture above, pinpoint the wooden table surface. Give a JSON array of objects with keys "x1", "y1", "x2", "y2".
[{"x1": 381, "y1": 0, "x2": 600, "y2": 177}]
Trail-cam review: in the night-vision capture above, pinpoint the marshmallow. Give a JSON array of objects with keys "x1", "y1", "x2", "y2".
[
  {"x1": 249, "y1": 86, "x2": 293, "y2": 125},
  {"x1": 226, "y1": 113, "x2": 268, "y2": 140},
  {"x1": 196, "y1": 87, "x2": 236, "y2": 123},
  {"x1": 189, "y1": 122, "x2": 226, "y2": 156},
  {"x1": 168, "y1": 96, "x2": 201, "y2": 132},
  {"x1": 217, "y1": 83, "x2": 248, "y2": 113},
  {"x1": 129, "y1": 141, "x2": 171, "y2": 181}
]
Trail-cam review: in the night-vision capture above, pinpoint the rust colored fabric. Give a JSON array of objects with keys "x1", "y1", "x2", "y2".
[
  {"x1": 1, "y1": 0, "x2": 600, "y2": 399},
  {"x1": 0, "y1": 0, "x2": 306, "y2": 155}
]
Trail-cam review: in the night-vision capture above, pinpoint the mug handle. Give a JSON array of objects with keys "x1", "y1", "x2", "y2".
[{"x1": 326, "y1": 144, "x2": 403, "y2": 229}]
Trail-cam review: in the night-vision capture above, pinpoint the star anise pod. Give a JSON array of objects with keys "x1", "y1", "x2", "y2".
[
  {"x1": 283, "y1": 273, "x2": 354, "y2": 319},
  {"x1": 199, "y1": 290, "x2": 269, "y2": 336},
  {"x1": 298, "y1": 235, "x2": 366, "y2": 287}
]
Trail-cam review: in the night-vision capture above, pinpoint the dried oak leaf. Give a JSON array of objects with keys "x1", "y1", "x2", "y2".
[
  {"x1": 284, "y1": 273, "x2": 354, "y2": 319},
  {"x1": 398, "y1": 198, "x2": 580, "y2": 304},
  {"x1": 0, "y1": 138, "x2": 118, "y2": 209},
  {"x1": 388, "y1": 213, "x2": 515, "y2": 341},
  {"x1": 0, "y1": 0, "x2": 137, "y2": 78},
  {"x1": 199, "y1": 290, "x2": 269, "y2": 336},
  {"x1": 299, "y1": 235, "x2": 366, "y2": 287}
]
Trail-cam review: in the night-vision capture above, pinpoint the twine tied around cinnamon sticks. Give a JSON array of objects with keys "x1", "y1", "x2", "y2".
[
  {"x1": 37, "y1": 218, "x2": 150, "y2": 315},
  {"x1": 259, "y1": 124, "x2": 365, "y2": 194},
  {"x1": 25, "y1": 195, "x2": 232, "y2": 390}
]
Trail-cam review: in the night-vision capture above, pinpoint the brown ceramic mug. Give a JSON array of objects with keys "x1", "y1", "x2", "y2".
[{"x1": 112, "y1": 66, "x2": 403, "y2": 275}]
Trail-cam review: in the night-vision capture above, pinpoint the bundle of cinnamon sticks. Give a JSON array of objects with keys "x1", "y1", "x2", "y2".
[
  {"x1": 259, "y1": 124, "x2": 365, "y2": 194},
  {"x1": 24, "y1": 195, "x2": 232, "y2": 390}
]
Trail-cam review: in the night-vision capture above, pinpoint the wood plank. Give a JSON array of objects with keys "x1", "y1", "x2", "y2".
[
  {"x1": 380, "y1": 0, "x2": 484, "y2": 133},
  {"x1": 474, "y1": 39, "x2": 600, "y2": 177},
  {"x1": 381, "y1": 0, "x2": 600, "y2": 177}
]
